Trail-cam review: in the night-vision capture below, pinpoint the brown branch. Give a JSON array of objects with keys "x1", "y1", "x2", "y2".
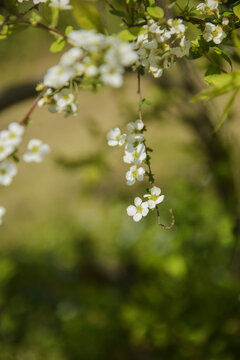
[{"x1": 19, "y1": 88, "x2": 47, "y2": 126}]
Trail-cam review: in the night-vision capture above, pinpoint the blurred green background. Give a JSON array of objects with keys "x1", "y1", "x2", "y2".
[{"x1": 1, "y1": 13, "x2": 240, "y2": 360}]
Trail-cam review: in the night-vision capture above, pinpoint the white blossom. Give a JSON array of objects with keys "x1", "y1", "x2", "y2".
[
  {"x1": 144, "y1": 186, "x2": 164, "y2": 209},
  {"x1": 0, "y1": 161, "x2": 17, "y2": 186},
  {"x1": 49, "y1": 89, "x2": 78, "y2": 116},
  {"x1": 60, "y1": 47, "x2": 83, "y2": 67},
  {"x1": 203, "y1": 22, "x2": 226, "y2": 44},
  {"x1": 127, "y1": 197, "x2": 149, "y2": 222},
  {"x1": 171, "y1": 36, "x2": 191, "y2": 58},
  {"x1": 106, "y1": 128, "x2": 126, "y2": 146},
  {"x1": 126, "y1": 133, "x2": 144, "y2": 144},
  {"x1": 68, "y1": 30, "x2": 106, "y2": 52},
  {"x1": 100, "y1": 65, "x2": 124, "y2": 88},
  {"x1": 43, "y1": 65, "x2": 76, "y2": 88},
  {"x1": 0, "y1": 206, "x2": 6, "y2": 225},
  {"x1": 167, "y1": 18, "x2": 185, "y2": 35},
  {"x1": 222, "y1": 17, "x2": 229, "y2": 26},
  {"x1": 23, "y1": 139, "x2": 50, "y2": 163},
  {"x1": 196, "y1": 0, "x2": 219, "y2": 15},
  {"x1": 105, "y1": 39, "x2": 138, "y2": 67},
  {"x1": 0, "y1": 122, "x2": 24, "y2": 147},
  {"x1": 123, "y1": 143, "x2": 146, "y2": 165},
  {"x1": 0, "y1": 139, "x2": 15, "y2": 161},
  {"x1": 49, "y1": 0, "x2": 72, "y2": 10},
  {"x1": 126, "y1": 165, "x2": 145, "y2": 186},
  {"x1": 127, "y1": 119, "x2": 144, "y2": 133}
]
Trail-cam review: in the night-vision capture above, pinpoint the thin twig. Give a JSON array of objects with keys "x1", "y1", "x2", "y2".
[
  {"x1": 19, "y1": 88, "x2": 47, "y2": 126},
  {"x1": 137, "y1": 70, "x2": 174, "y2": 229},
  {"x1": 4, "y1": 19, "x2": 67, "y2": 39}
]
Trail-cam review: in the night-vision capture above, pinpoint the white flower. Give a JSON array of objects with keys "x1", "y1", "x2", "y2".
[
  {"x1": 38, "y1": 89, "x2": 53, "y2": 107},
  {"x1": 222, "y1": 17, "x2": 229, "y2": 26},
  {"x1": 43, "y1": 65, "x2": 76, "y2": 88},
  {"x1": 126, "y1": 133, "x2": 144, "y2": 144},
  {"x1": 105, "y1": 39, "x2": 138, "y2": 67},
  {"x1": 100, "y1": 65, "x2": 123, "y2": 88},
  {"x1": 68, "y1": 30, "x2": 106, "y2": 52},
  {"x1": 49, "y1": 0, "x2": 72, "y2": 10},
  {"x1": 0, "y1": 122, "x2": 24, "y2": 147},
  {"x1": 126, "y1": 119, "x2": 144, "y2": 133},
  {"x1": 203, "y1": 22, "x2": 226, "y2": 44},
  {"x1": 123, "y1": 143, "x2": 146, "y2": 165},
  {"x1": 85, "y1": 65, "x2": 98, "y2": 77},
  {"x1": 51, "y1": 88, "x2": 78, "y2": 115},
  {"x1": 106, "y1": 128, "x2": 126, "y2": 146},
  {"x1": 127, "y1": 197, "x2": 149, "y2": 222},
  {"x1": 168, "y1": 18, "x2": 185, "y2": 35},
  {"x1": 143, "y1": 186, "x2": 164, "y2": 209},
  {"x1": 197, "y1": 0, "x2": 219, "y2": 15},
  {"x1": 0, "y1": 206, "x2": 6, "y2": 225},
  {"x1": 0, "y1": 161, "x2": 17, "y2": 186},
  {"x1": 0, "y1": 139, "x2": 15, "y2": 161},
  {"x1": 23, "y1": 139, "x2": 50, "y2": 163},
  {"x1": 126, "y1": 165, "x2": 145, "y2": 186},
  {"x1": 60, "y1": 47, "x2": 83, "y2": 66},
  {"x1": 171, "y1": 36, "x2": 191, "y2": 58}
]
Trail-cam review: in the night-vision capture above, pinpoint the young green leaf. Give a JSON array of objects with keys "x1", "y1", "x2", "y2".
[
  {"x1": 233, "y1": 4, "x2": 240, "y2": 19},
  {"x1": 50, "y1": 37, "x2": 66, "y2": 53},
  {"x1": 71, "y1": 0, "x2": 103, "y2": 32},
  {"x1": 146, "y1": 6, "x2": 164, "y2": 19},
  {"x1": 118, "y1": 27, "x2": 145, "y2": 41},
  {"x1": 214, "y1": 89, "x2": 238, "y2": 132}
]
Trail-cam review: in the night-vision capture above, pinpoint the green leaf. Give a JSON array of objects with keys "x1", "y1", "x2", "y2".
[
  {"x1": 233, "y1": 4, "x2": 240, "y2": 19},
  {"x1": 214, "y1": 89, "x2": 239, "y2": 132},
  {"x1": 71, "y1": 0, "x2": 103, "y2": 32},
  {"x1": 118, "y1": 27, "x2": 145, "y2": 41},
  {"x1": 65, "y1": 25, "x2": 74, "y2": 35},
  {"x1": 232, "y1": 31, "x2": 240, "y2": 58},
  {"x1": 213, "y1": 46, "x2": 232, "y2": 69},
  {"x1": 191, "y1": 71, "x2": 240, "y2": 102},
  {"x1": 146, "y1": 6, "x2": 164, "y2": 19},
  {"x1": 50, "y1": 37, "x2": 66, "y2": 53},
  {"x1": 204, "y1": 65, "x2": 221, "y2": 84},
  {"x1": 0, "y1": 15, "x2": 5, "y2": 26},
  {"x1": 50, "y1": 7, "x2": 59, "y2": 28},
  {"x1": 138, "y1": 98, "x2": 152, "y2": 106},
  {"x1": 109, "y1": 9, "x2": 126, "y2": 17}
]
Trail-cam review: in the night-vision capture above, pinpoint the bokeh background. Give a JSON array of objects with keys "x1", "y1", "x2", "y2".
[{"x1": 0, "y1": 7, "x2": 240, "y2": 360}]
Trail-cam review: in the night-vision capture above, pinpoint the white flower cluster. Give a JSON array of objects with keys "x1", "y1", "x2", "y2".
[
  {"x1": 203, "y1": 22, "x2": 227, "y2": 44},
  {"x1": 38, "y1": 88, "x2": 78, "y2": 117},
  {"x1": 0, "y1": 122, "x2": 50, "y2": 225},
  {"x1": 17, "y1": 0, "x2": 72, "y2": 10},
  {"x1": 127, "y1": 186, "x2": 164, "y2": 222},
  {"x1": 107, "y1": 119, "x2": 146, "y2": 186},
  {"x1": 133, "y1": 18, "x2": 191, "y2": 78},
  {"x1": 107, "y1": 120, "x2": 164, "y2": 222},
  {"x1": 43, "y1": 30, "x2": 138, "y2": 89},
  {"x1": 196, "y1": 0, "x2": 228, "y2": 44}
]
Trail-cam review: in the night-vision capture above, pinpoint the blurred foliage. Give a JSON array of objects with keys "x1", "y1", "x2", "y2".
[{"x1": 0, "y1": 179, "x2": 240, "y2": 360}]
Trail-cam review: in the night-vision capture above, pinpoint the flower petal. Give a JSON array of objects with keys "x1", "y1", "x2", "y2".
[
  {"x1": 127, "y1": 205, "x2": 137, "y2": 216},
  {"x1": 133, "y1": 213, "x2": 142, "y2": 222},
  {"x1": 134, "y1": 197, "x2": 142, "y2": 206}
]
